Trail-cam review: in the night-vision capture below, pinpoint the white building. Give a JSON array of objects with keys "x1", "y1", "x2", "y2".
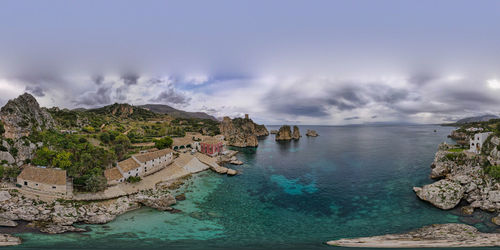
[
  {"x1": 466, "y1": 127, "x2": 483, "y2": 132},
  {"x1": 105, "y1": 148, "x2": 174, "y2": 185},
  {"x1": 469, "y1": 132, "x2": 493, "y2": 154}
]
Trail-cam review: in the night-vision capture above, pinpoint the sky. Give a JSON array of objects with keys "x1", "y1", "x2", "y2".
[{"x1": 1, "y1": 0, "x2": 500, "y2": 125}]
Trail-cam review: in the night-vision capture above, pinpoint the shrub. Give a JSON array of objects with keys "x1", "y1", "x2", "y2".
[
  {"x1": 127, "y1": 176, "x2": 142, "y2": 183},
  {"x1": 486, "y1": 165, "x2": 500, "y2": 180},
  {"x1": 154, "y1": 137, "x2": 173, "y2": 149}
]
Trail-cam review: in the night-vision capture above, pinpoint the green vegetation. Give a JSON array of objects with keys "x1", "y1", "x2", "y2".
[
  {"x1": 127, "y1": 176, "x2": 142, "y2": 183},
  {"x1": 485, "y1": 165, "x2": 500, "y2": 180},
  {"x1": 448, "y1": 148, "x2": 465, "y2": 153},
  {"x1": 154, "y1": 137, "x2": 173, "y2": 149},
  {"x1": 0, "y1": 120, "x2": 4, "y2": 136}
]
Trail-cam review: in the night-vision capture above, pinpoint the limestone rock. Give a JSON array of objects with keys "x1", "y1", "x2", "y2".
[
  {"x1": 0, "y1": 93, "x2": 55, "y2": 140},
  {"x1": 219, "y1": 115, "x2": 268, "y2": 147},
  {"x1": 292, "y1": 126, "x2": 301, "y2": 140},
  {"x1": 84, "y1": 214, "x2": 116, "y2": 224},
  {"x1": 0, "y1": 191, "x2": 11, "y2": 202},
  {"x1": 275, "y1": 125, "x2": 292, "y2": 141},
  {"x1": 327, "y1": 224, "x2": 500, "y2": 248},
  {"x1": 226, "y1": 169, "x2": 238, "y2": 176},
  {"x1": 0, "y1": 151, "x2": 15, "y2": 164},
  {"x1": 0, "y1": 218, "x2": 17, "y2": 227},
  {"x1": 270, "y1": 130, "x2": 278, "y2": 134},
  {"x1": 413, "y1": 180, "x2": 465, "y2": 210},
  {"x1": 492, "y1": 215, "x2": 500, "y2": 226},
  {"x1": 461, "y1": 206, "x2": 474, "y2": 215},
  {"x1": 0, "y1": 234, "x2": 21, "y2": 246},
  {"x1": 38, "y1": 224, "x2": 86, "y2": 234},
  {"x1": 306, "y1": 129, "x2": 318, "y2": 137},
  {"x1": 133, "y1": 190, "x2": 176, "y2": 211}
]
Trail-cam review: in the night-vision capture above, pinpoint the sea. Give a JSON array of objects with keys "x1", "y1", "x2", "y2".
[{"x1": 6, "y1": 125, "x2": 500, "y2": 250}]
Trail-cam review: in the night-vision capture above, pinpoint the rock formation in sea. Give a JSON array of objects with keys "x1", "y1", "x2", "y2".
[
  {"x1": 219, "y1": 115, "x2": 268, "y2": 147},
  {"x1": 0, "y1": 93, "x2": 53, "y2": 165},
  {"x1": 275, "y1": 125, "x2": 300, "y2": 141},
  {"x1": 306, "y1": 129, "x2": 318, "y2": 137},
  {"x1": 270, "y1": 130, "x2": 278, "y2": 134},
  {"x1": 327, "y1": 223, "x2": 500, "y2": 248},
  {"x1": 414, "y1": 132, "x2": 500, "y2": 212}
]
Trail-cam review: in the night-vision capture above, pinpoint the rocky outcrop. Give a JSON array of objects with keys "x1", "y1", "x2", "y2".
[
  {"x1": 270, "y1": 130, "x2": 278, "y2": 134},
  {"x1": 275, "y1": 125, "x2": 300, "y2": 141},
  {"x1": 0, "y1": 93, "x2": 55, "y2": 140},
  {"x1": 0, "y1": 217, "x2": 17, "y2": 227},
  {"x1": 448, "y1": 130, "x2": 469, "y2": 145},
  {"x1": 413, "y1": 180, "x2": 465, "y2": 210},
  {"x1": 327, "y1": 224, "x2": 500, "y2": 248},
  {"x1": 0, "y1": 234, "x2": 21, "y2": 246},
  {"x1": 219, "y1": 115, "x2": 268, "y2": 147},
  {"x1": 305, "y1": 129, "x2": 318, "y2": 137},
  {"x1": 132, "y1": 189, "x2": 176, "y2": 211},
  {"x1": 0, "y1": 188, "x2": 181, "y2": 234},
  {"x1": 292, "y1": 126, "x2": 300, "y2": 140}
]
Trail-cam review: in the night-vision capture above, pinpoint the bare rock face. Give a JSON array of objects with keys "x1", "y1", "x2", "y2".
[
  {"x1": 306, "y1": 129, "x2": 318, "y2": 137},
  {"x1": 270, "y1": 130, "x2": 278, "y2": 134},
  {"x1": 413, "y1": 180, "x2": 465, "y2": 210},
  {"x1": 275, "y1": 125, "x2": 292, "y2": 141},
  {"x1": 276, "y1": 125, "x2": 300, "y2": 141},
  {"x1": 0, "y1": 234, "x2": 21, "y2": 246},
  {"x1": 0, "y1": 93, "x2": 55, "y2": 140},
  {"x1": 328, "y1": 224, "x2": 500, "y2": 248},
  {"x1": 133, "y1": 189, "x2": 176, "y2": 211},
  {"x1": 219, "y1": 115, "x2": 268, "y2": 147},
  {"x1": 292, "y1": 126, "x2": 300, "y2": 140}
]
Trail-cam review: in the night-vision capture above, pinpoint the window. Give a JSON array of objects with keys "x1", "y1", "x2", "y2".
[
  {"x1": 52, "y1": 186, "x2": 56, "y2": 189},
  {"x1": 35, "y1": 183, "x2": 38, "y2": 186},
  {"x1": 24, "y1": 181, "x2": 27, "y2": 186}
]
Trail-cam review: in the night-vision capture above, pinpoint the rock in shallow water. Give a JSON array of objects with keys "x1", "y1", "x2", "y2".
[
  {"x1": 0, "y1": 218, "x2": 17, "y2": 227},
  {"x1": 413, "y1": 179, "x2": 465, "y2": 210},
  {"x1": 0, "y1": 234, "x2": 21, "y2": 246}
]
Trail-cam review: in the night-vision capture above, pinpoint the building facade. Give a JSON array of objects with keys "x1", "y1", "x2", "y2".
[
  {"x1": 105, "y1": 148, "x2": 174, "y2": 185},
  {"x1": 469, "y1": 132, "x2": 493, "y2": 154},
  {"x1": 17, "y1": 166, "x2": 67, "y2": 195},
  {"x1": 200, "y1": 138, "x2": 224, "y2": 157}
]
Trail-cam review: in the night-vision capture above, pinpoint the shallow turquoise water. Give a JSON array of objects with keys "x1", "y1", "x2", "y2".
[{"x1": 7, "y1": 125, "x2": 499, "y2": 249}]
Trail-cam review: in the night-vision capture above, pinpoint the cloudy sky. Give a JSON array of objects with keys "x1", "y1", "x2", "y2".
[{"x1": 1, "y1": 0, "x2": 500, "y2": 125}]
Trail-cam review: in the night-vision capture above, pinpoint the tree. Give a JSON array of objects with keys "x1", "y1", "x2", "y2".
[
  {"x1": 53, "y1": 151, "x2": 72, "y2": 169},
  {"x1": 32, "y1": 147, "x2": 56, "y2": 166},
  {"x1": 84, "y1": 173, "x2": 107, "y2": 192},
  {"x1": 99, "y1": 132, "x2": 110, "y2": 144},
  {"x1": 154, "y1": 137, "x2": 173, "y2": 149}
]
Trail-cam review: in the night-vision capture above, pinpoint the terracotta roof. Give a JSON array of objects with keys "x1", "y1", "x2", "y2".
[
  {"x1": 17, "y1": 166, "x2": 66, "y2": 186},
  {"x1": 133, "y1": 148, "x2": 174, "y2": 163},
  {"x1": 104, "y1": 167, "x2": 123, "y2": 181},
  {"x1": 117, "y1": 158, "x2": 141, "y2": 172},
  {"x1": 172, "y1": 137, "x2": 193, "y2": 147}
]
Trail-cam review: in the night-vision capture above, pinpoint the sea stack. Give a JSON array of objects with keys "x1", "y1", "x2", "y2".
[
  {"x1": 219, "y1": 114, "x2": 268, "y2": 147},
  {"x1": 276, "y1": 125, "x2": 301, "y2": 141},
  {"x1": 306, "y1": 129, "x2": 318, "y2": 137}
]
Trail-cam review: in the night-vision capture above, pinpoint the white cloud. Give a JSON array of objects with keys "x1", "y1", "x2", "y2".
[{"x1": 487, "y1": 79, "x2": 500, "y2": 89}]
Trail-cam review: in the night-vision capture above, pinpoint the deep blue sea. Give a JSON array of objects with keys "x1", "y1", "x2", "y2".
[{"x1": 7, "y1": 125, "x2": 500, "y2": 249}]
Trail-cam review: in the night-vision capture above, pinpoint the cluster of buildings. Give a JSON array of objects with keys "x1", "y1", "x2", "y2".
[{"x1": 15, "y1": 133, "x2": 227, "y2": 195}]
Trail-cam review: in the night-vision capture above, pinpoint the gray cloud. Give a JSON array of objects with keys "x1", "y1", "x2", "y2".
[
  {"x1": 74, "y1": 85, "x2": 112, "y2": 106},
  {"x1": 344, "y1": 116, "x2": 360, "y2": 120},
  {"x1": 121, "y1": 73, "x2": 139, "y2": 86},
  {"x1": 25, "y1": 85, "x2": 45, "y2": 97},
  {"x1": 149, "y1": 87, "x2": 191, "y2": 105}
]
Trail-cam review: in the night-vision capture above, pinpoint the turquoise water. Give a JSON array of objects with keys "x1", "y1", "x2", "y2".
[{"x1": 7, "y1": 125, "x2": 499, "y2": 249}]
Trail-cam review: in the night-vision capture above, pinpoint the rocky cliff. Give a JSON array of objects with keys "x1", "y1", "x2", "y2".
[
  {"x1": 0, "y1": 93, "x2": 54, "y2": 139},
  {"x1": 414, "y1": 135, "x2": 500, "y2": 213},
  {"x1": 219, "y1": 115, "x2": 268, "y2": 147},
  {"x1": 275, "y1": 125, "x2": 300, "y2": 141},
  {"x1": 0, "y1": 93, "x2": 53, "y2": 165},
  {"x1": 306, "y1": 129, "x2": 318, "y2": 137}
]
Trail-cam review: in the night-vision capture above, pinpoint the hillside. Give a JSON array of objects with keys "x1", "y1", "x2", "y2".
[
  {"x1": 140, "y1": 104, "x2": 217, "y2": 121},
  {"x1": 88, "y1": 103, "x2": 159, "y2": 120},
  {"x1": 456, "y1": 114, "x2": 499, "y2": 124}
]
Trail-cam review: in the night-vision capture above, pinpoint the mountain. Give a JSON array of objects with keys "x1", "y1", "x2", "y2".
[
  {"x1": 455, "y1": 115, "x2": 499, "y2": 124},
  {"x1": 0, "y1": 93, "x2": 55, "y2": 139},
  {"x1": 139, "y1": 104, "x2": 217, "y2": 121},
  {"x1": 87, "y1": 103, "x2": 159, "y2": 119}
]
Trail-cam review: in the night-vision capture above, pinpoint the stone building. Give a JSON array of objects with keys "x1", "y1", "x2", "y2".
[
  {"x1": 200, "y1": 138, "x2": 224, "y2": 157},
  {"x1": 105, "y1": 148, "x2": 174, "y2": 185},
  {"x1": 17, "y1": 166, "x2": 67, "y2": 195},
  {"x1": 469, "y1": 132, "x2": 493, "y2": 154}
]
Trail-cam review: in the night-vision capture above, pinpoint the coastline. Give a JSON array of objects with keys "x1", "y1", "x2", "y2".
[{"x1": 0, "y1": 151, "x2": 242, "y2": 246}]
